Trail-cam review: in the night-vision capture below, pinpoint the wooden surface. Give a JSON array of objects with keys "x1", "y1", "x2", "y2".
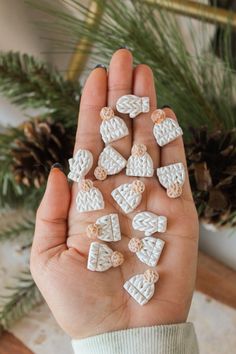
[
  {"x1": 1, "y1": 251, "x2": 236, "y2": 353},
  {"x1": 0, "y1": 331, "x2": 33, "y2": 354},
  {"x1": 196, "y1": 251, "x2": 236, "y2": 309}
]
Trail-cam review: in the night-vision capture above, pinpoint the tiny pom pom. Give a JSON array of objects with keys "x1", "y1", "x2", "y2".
[
  {"x1": 86, "y1": 223, "x2": 100, "y2": 239},
  {"x1": 151, "y1": 109, "x2": 166, "y2": 124},
  {"x1": 94, "y1": 166, "x2": 107, "y2": 181},
  {"x1": 131, "y1": 180, "x2": 145, "y2": 194},
  {"x1": 100, "y1": 107, "x2": 114, "y2": 120},
  {"x1": 128, "y1": 238, "x2": 143, "y2": 253},
  {"x1": 111, "y1": 251, "x2": 124, "y2": 267},
  {"x1": 79, "y1": 179, "x2": 93, "y2": 192},
  {"x1": 131, "y1": 144, "x2": 147, "y2": 157},
  {"x1": 167, "y1": 183, "x2": 182, "y2": 198},
  {"x1": 143, "y1": 269, "x2": 159, "y2": 284}
]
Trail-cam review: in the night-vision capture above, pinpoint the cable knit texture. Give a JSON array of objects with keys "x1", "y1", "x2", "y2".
[{"x1": 72, "y1": 323, "x2": 199, "y2": 354}]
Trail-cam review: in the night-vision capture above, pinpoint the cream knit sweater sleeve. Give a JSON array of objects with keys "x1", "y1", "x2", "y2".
[{"x1": 72, "y1": 323, "x2": 199, "y2": 354}]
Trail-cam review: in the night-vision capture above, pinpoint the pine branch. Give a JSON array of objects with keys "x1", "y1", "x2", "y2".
[
  {"x1": 0, "y1": 127, "x2": 25, "y2": 208},
  {"x1": 0, "y1": 272, "x2": 42, "y2": 329},
  {"x1": 0, "y1": 51, "x2": 81, "y2": 127},
  {"x1": 0, "y1": 217, "x2": 35, "y2": 242},
  {"x1": 30, "y1": 0, "x2": 236, "y2": 131}
]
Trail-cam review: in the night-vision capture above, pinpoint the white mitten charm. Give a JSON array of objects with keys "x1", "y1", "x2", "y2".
[
  {"x1": 94, "y1": 145, "x2": 127, "y2": 180},
  {"x1": 86, "y1": 213, "x2": 121, "y2": 242},
  {"x1": 128, "y1": 237, "x2": 165, "y2": 267},
  {"x1": 132, "y1": 211, "x2": 167, "y2": 236},
  {"x1": 151, "y1": 109, "x2": 183, "y2": 147},
  {"x1": 126, "y1": 144, "x2": 154, "y2": 177},
  {"x1": 111, "y1": 180, "x2": 145, "y2": 214},
  {"x1": 76, "y1": 179, "x2": 104, "y2": 212},
  {"x1": 157, "y1": 162, "x2": 185, "y2": 198},
  {"x1": 100, "y1": 107, "x2": 129, "y2": 144},
  {"x1": 68, "y1": 149, "x2": 93, "y2": 182},
  {"x1": 124, "y1": 269, "x2": 159, "y2": 305},
  {"x1": 87, "y1": 242, "x2": 124, "y2": 272},
  {"x1": 116, "y1": 95, "x2": 150, "y2": 118}
]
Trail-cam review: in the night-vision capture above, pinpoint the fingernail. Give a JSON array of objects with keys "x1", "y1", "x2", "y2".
[
  {"x1": 51, "y1": 163, "x2": 64, "y2": 172},
  {"x1": 161, "y1": 105, "x2": 172, "y2": 109},
  {"x1": 93, "y1": 64, "x2": 106, "y2": 70},
  {"x1": 118, "y1": 45, "x2": 132, "y2": 51}
]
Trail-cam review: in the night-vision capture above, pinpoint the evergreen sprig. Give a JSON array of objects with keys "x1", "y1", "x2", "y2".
[
  {"x1": 0, "y1": 271, "x2": 42, "y2": 329},
  {"x1": 0, "y1": 127, "x2": 25, "y2": 208},
  {"x1": 0, "y1": 51, "x2": 81, "y2": 127},
  {"x1": 31, "y1": 0, "x2": 236, "y2": 132},
  {"x1": 0, "y1": 217, "x2": 35, "y2": 242}
]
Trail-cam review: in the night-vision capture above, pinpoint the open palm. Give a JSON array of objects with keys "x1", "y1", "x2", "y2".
[{"x1": 31, "y1": 49, "x2": 199, "y2": 339}]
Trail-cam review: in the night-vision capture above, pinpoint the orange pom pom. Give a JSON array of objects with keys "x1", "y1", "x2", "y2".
[
  {"x1": 143, "y1": 269, "x2": 159, "y2": 284},
  {"x1": 131, "y1": 144, "x2": 147, "y2": 157},
  {"x1": 128, "y1": 238, "x2": 143, "y2": 253},
  {"x1": 100, "y1": 107, "x2": 114, "y2": 120},
  {"x1": 94, "y1": 166, "x2": 107, "y2": 180},
  {"x1": 167, "y1": 183, "x2": 182, "y2": 198},
  {"x1": 80, "y1": 179, "x2": 93, "y2": 192},
  {"x1": 86, "y1": 223, "x2": 100, "y2": 239},
  {"x1": 132, "y1": 180, "x2": 145, "y2": 194},
  {"x1": 111, "y1": 251, "x2": 124, "y2": 267},
  {"x1": 151, "y1": 109, "x2": 166, "y2": 124}
]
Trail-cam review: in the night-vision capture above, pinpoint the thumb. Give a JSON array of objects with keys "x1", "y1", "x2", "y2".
[{"x1": 32, "y1": 163, "x2": 71, "y2": 256}]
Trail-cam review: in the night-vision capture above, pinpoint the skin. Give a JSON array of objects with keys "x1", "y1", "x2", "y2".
[{"x1": 30, "y1": 49, "x2": 199, "y2": 340}]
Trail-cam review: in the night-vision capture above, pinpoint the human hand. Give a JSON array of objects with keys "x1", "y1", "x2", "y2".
[{"x1": 30, "y1": 49, "x2": 199, "y2": 339}]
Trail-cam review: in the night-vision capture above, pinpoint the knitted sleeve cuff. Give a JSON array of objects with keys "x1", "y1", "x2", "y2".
[{"x1": 71, "y1": 323, "x2": 199, "y2": 354}]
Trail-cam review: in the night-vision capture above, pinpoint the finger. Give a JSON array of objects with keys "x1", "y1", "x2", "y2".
[
  {"x1": 32, "y1": 165, "x2": 70, "y2": 256},
  {"x1": 107, "y1": 49, "x2": 133, "y2": 158},
  {"x1": 160, "y1": 108, "x2": 193, "y2": 200},
  {"x1": 132, "y1": 64, "x2": 159, "y2": 167},
  {"x1": 74, "y1": 66, "x2": 107, "y2": 171}
]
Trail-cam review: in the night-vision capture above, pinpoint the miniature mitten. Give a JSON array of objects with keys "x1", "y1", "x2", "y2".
[
  {"x1": 94, "y1": 145, "x2": 127, "y2": 180},
  {"x1": 157, "y1": 162, "x2": 185, "y2": 198},
  {"x1": 151, "y1": 109, "x2": 183, "y2": 147},
  {"x1": 128, "y1": 237, "x2": 165, "y2": 267},
  {"x1": 100, "y1": 107, "x2": 129, "y2": 144},
  {"x1": 116, "y1": 94, "x2": 150, "y2": 118},
  {"x1": 132, "y1": 211, "x2": 167, "y2": 236},
  {"x1": 68, "y1": 149, "x2": 93, "y2": 182},
  {"x1": 111, "y1": 180, "x2": 145, "y2": 214},
  {"x1": 126, "y1": 144, "x2": 154, "y2": 177},
  {"x1": 76, "y1": 179, "x2": 104, "y2": 212},
  {"x1": 124, "y1": 269, "x2": 159, "y2": 305},
  {"x1": 87, "y1": 242, "x2": 124, "y2": 272},
  {"x1": 86, "y1": 213, "x2": 121, "y2": 242}
]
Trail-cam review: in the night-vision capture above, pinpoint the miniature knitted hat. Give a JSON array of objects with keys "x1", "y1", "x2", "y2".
[
  {"x1": 128, "y1": 237, "x2": 165, "y2": 267},
  {"x1": 156, "y1": 162, "x2": 185, "y2": 198},
  {"x1": 86, "y1": 213, "x2": 121, "y2": 242},
  {"x1": 99, "y1": 107, "x2": 129, "y2": 144},
  {"x1": 126, "y1": 144, "x2": 154, "y2": 177},
  {"x1": 94, "y1": 145, "x2": 127, "y2": 180},
  {"x1": 151, "y1": 109, "x2": 183, "y2": 147},
  {"x1": 76, "y1": 179, "x2": 104, "y2": 212},
  {"x1": 123, "y1": 269, "x2": 159, "y2": 305},
  {"x1": 111, "y1": 180, "x2": 145, "y2": 214},
  {"x1": 87, "y1": 242, "x2": 124, "y2": 272},
  {"x1": 132, "y1": 211, "x2": 167, "y2": 236}
]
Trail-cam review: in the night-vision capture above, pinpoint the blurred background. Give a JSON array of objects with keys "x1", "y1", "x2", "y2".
[{"x1": 0, "y1": 0, "x2": 236, "y2": 353}]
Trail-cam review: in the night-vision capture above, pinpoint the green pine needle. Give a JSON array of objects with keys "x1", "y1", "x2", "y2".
[{"x1": 0, "y1": 272, "x2": 42, "y2": 329}]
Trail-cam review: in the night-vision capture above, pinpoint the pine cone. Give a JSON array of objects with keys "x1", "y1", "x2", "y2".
[
  {"x1": 11, "y1": 118, "x2": 74, "y2": 188},
  {"x1": 186, "y1": 126, "x2": 236, "y2": 228}
]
